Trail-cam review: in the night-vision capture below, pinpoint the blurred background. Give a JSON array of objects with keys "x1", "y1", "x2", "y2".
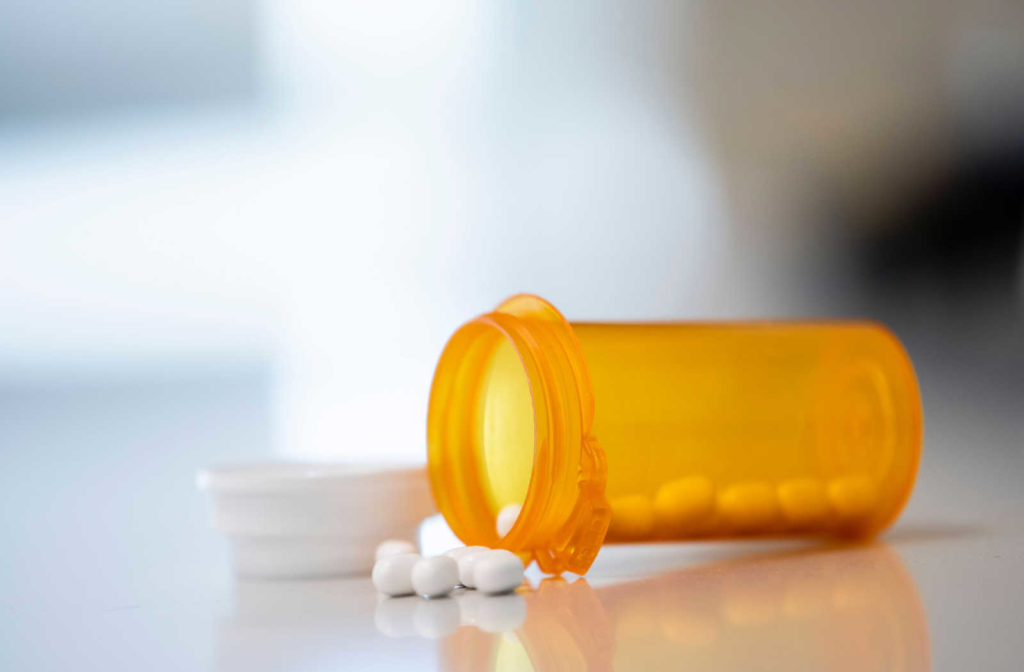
[
  {"x1": 1, "y1": 1, "x2": 1023, "y2": 669},
  {"x1": 0, "y1": 0, "x2": 1021, "y2": 460}
]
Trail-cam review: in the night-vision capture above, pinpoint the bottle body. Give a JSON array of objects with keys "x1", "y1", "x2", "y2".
[
  {"x1": 427, "y1": 296, "x2": 922, "y2": 574},
  {"x1": 575, "y1": 321, "x2": 921, "y2": 541}
]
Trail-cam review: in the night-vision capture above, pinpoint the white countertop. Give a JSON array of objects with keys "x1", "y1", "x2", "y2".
[{"x1": 2, "y1": 369, "x2": 1022, "y2": 671}]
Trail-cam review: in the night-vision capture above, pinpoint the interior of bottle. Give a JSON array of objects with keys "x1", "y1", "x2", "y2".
[
  {"x1": 473, "y1": 334, "x2": 535, "y2": 518},
  {"x1": 571, "y1": 322, "x2": 921, "y2": 541},
  {"x1": 468, "y1": 319, "x2": 920, "y2": 545}
]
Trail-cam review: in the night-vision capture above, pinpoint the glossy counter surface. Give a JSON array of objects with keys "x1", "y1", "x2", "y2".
[{"x1": 1, "y1": 371, "x2": 1021, "y2": 671}]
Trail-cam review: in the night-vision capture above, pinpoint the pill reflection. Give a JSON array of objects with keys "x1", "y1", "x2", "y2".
[
  {"x1": 375, "y1": 595, "x2": 419, "y2": 638},
  {"x1": 440, "y1": 544, "x2": 929, "y2": 672},
  {"x1": 414, "y1": 598, "x2": 461, "y2": 639},
  {"x1": 375, "y1": 589, "x2": 528, "y2": 641}
]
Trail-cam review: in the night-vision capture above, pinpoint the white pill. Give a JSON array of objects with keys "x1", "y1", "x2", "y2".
[
  {"x1": 411, "y1": 555, "x2": 459, "y2": 598},
  {"x1": 375, "y1": 539, "x2": 417, "y2": 561},
  {"x1": 443, "y1": 545, "x2": 488, "y2": 562},
  {"x1": 473, "y1": 549, "x2": 525, "y2": 595},
  {"x1": 372, "y1": 553, "x2": 420, "y2": 596},
  {"x1": 457, "y1": 548, "x2": 491, "y2": 588},
  {"x1": 496, "y1": 504, "x2": 522, "y2": 537}
]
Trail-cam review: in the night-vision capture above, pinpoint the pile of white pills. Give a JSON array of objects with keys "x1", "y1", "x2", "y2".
[
  {"x1": 373, "y1": 504, "x2": 527, "y2": 600},
  {"x1": 372, "y1": 539, "x2": 526, "y2": 598}
]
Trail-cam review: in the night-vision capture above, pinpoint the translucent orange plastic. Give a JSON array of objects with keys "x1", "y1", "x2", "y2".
[{"x1": 427, "y1": 295, "x2": 923, "y2": 575}]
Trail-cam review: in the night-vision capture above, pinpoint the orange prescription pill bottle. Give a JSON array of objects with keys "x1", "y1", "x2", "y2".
[{"x1": 427, "y1": 295, "x2": 923, "y2": 575}]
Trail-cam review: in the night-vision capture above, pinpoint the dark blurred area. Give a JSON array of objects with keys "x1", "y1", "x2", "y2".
[
  {"x1": 675, "y1": 1, "x2": 1024, "y2": 405},
  {"x1": 854, "y1": 140, "x2": 1024, "y2": 401}
]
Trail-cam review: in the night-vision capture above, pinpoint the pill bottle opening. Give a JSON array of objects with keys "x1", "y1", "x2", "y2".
[
  {"x1": 471, "y1": 329, "x2": 536, "y2": 520},
  {"x1": 428, "y1": 295, "x2": 610, "y2": 574},
  {"x1": 427, "y1": 317, "x2": 538, "y2": 548}
]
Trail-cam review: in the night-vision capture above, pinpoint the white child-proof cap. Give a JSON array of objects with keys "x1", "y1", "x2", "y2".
[{"x1": 197, "y1": 462, "x2": 435, "y2": 579}]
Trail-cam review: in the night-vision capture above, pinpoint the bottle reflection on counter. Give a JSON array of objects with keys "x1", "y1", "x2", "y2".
[{"x1": 441, "y1": 544, "x2": 929, "y2": 672}]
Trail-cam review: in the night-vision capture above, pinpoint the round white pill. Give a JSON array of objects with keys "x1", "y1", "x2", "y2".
[
  {"x1": 375, "y1": 539, "x2": 417, "y2": 561},
  {"x1": 411, "y1": 555, "x2": 459, "y2": 598},
  {"x1": 496, "y1": 504, "x2": 522, "y2": 537},
  {"x1": 474, "y1": 549, "x2": 525, "y2": 595},
  {"x1": 443, "y1": 545, "x2": 488, "y2": 562},
  {"x1": 372, "y1": 553, "x2": 420, "y2": 596},
  {"x1": 456, "y1": 548, "x2": 490, "y2": 588}
]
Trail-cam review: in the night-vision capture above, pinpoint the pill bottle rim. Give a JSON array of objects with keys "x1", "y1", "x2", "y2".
[{"x1": 427, "y1": 294, "x2": 611, "y2": 575}]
